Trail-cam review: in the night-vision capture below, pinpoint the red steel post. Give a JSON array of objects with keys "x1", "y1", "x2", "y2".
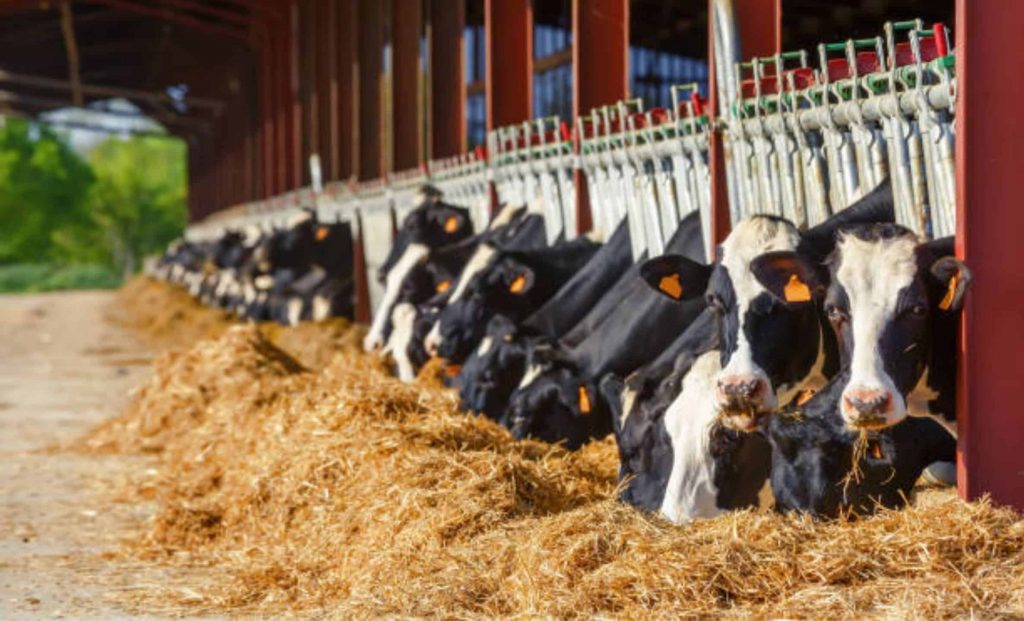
[
  {"x1": 955, "y1": 0, "x2": 1024, "y2": 510},
  {"x1": 357, "y1": 0, "x2": 383, "y2": 179},
  {"x1": 392, "y1": 0, "x2": 423, "y2": 171},
  {"x1": 573, "y1": 0, "x2": 628, "y2": 234},
  {"x1": 429, "y1": 0, "x2": 465, "y2": 159}
]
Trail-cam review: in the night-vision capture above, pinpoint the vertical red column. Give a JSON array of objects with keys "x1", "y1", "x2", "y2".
[
  {"x1": 288, "y1": 0, "x2": 303, "y2": 187},
  {"x1": 319, "y1": 0, "x2": 337, "y2": 181},
  {"x1": 485, "y1": 0, "x2": 532, "y2": 130},
  {"x1": 357, "y1": 0, "x2": 383, "y2": 179},
  {"x1": 573, "y1": 0, "x2": 628, "y2": 234},
  {"x1": 707, "y1": 0, "x2": 780, "y2": 243},
  {"x1": 955, "y1": 0, "x2": 1024, "y2": 510},
  {"x1": 338, "y1": 0, "x2": 357, "y2": 180},
  {"x1": 429, "y1": 0, "x2": 465, "y2": 159},
  {"x1": 392, "y1": 0, "x2": 423, "y2": 171}
]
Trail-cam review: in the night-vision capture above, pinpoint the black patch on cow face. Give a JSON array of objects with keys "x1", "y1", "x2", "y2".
[
  {"x1": 436, "y1": 257, "x2": 537, "y2": 363},
  {"x1": 709, "y1": 261, "x2": 823, "y2": 392},
  {"x1": 378, "y1": 203, "x2": 472, "y2": 283},
  {"x1": 458, "y1": 316, "x2": 531, "y2": 421},
  {"x1": 506, "y1": 367, "x2": 611, "y2": 450}
]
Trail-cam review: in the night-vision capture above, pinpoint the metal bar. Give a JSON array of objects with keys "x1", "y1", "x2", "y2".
[
  {"x1": 338, "y1": 0, "x2": 357, "y2": 179},
  {"x1": 485, "y1": 0, "x2": 532, "y2": 130},
  {"x1": 288, "y1": 0, "x2": 303, "y2": 186},
  {"x1": 955, "y1": 0, "x2": 1024, "y2": 511},
  {"x1": 0, "y1": 69, "x2": 223, "y2": 112}
]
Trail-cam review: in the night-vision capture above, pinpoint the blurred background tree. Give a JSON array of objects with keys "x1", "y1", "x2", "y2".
[{"x1": 0, "y1": 117, "x2": 187, "y2": 292}]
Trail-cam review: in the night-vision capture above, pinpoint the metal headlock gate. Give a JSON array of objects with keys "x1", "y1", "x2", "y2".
[{"x1": 723, "y1": 20, "x2": 957, "y2": 239}]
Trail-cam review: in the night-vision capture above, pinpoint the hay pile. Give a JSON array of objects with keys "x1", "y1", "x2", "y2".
[{"x1": 87, "y1": 312, "x2": 1024, "y2": 618}]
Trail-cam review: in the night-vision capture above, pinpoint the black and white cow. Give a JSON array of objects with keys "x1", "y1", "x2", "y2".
[
  {"x1": 767, "y1": 369, "x2": 956, "y2": 518},
  {"x1": 753, "y1": 225, "x2": 969, "y2": 438},
  {"x1": 363, "y1": 191, "x2": 475, "y2": 352},
  {"x1": 375, "y1": 206, "x2": 549, "y2": 379},
  {"x1": 502, "y1": 213, "x2": 709, "y2": 449},
  {"x1": 639, "y1": 179, "x2": 895, "y2": 432},
  {"x1": 423, "y1": 233, "x2": 602, "y2": 364},
  {"x1": 455, "y1": 220, "x2": 633, "y2": 417}
]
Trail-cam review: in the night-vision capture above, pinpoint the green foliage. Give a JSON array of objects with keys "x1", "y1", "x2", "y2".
[
  {"x1": 0, "y1": 263, "x2": 120, "y2": 293},
  {"x1": 0, "y1": 119, "x2": 95, "y2": 264},
  {"x1": 0, "y1": 117, "x2": 188, "y2": 289}
]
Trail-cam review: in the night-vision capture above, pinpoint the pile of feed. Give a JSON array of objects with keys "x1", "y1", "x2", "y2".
[{"x1": 88, "y1": 280, "x2": 1024, "y2": 618}]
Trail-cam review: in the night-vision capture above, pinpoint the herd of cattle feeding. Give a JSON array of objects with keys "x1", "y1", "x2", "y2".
[{"x1": 153, "y1": 176, "x2": 968, "y2": 523}]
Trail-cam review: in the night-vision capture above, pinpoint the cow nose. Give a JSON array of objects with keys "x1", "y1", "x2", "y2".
[
  {"x1": 424, "y1": 335, "x2": 440, "y2": 357},
  {"x1": 842, "y1": 387, "x2": 893, "y2": 427},
  {"x1": 716, "y1": 375, "x2": 766, "y2": 405},
  {"x1": 363, "y1": 334, "x2": 383, "y2": 353}
]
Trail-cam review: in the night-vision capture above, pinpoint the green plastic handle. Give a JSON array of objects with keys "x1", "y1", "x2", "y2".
[
  {"x1": 890, "y1": 20, "x2": 922, "y2": 31},
  {"x1": 851, "y1": 37, "x2": 879, "y2": 48}
]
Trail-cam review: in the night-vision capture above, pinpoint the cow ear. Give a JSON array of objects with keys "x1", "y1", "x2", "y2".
[
  {"x1": 640, "y1": 254, "x2": 711, "y2": 302},
  {"x1": 506, "y1": 267, "x2": 535, "y2": 295},
  {"x1": 931, "y1": 257, "x2": 972, "y2": 312},
  {"x1": 750, "y1": 251, "x2": 822, "y2": 304}
]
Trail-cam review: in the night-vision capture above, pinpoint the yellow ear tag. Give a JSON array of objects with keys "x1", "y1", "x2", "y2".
[
  {"x1": 436, "y1": 279, "x2": 452, "y2": 293},
  {"x1": 938, "y1": 271, "x2": 960, "y2": 311},
  {"x1": 578, "y1": 386, "x2": 592, "y2": 414},
  {"x1": 315, "y1": 226, "x2": 329, "y2": 241},
  {"x1": 509, "y1": 274, "x2": 527, "y2": 294},
  {"x1": 784, "y1": 273, "x2": 812, "y2": 303},
  {"x1": 796, "y1": 389, "x2": 815, "y2": 406},
  {"x1": 444, "y1": 215, "x2": 460, "y2": 233},
  {"x1": 658, "y1": 273, "x2": 683, "y2": 299}
]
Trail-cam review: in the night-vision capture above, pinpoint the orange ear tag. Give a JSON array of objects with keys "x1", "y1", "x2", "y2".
[
  {"x1": 658, "y1": 273, "x2": 683, "y2": 299},
  {"x1": 315, "y1": 226, "x2": 330, "y2": 241},
  {"x1": 784, "y1": 274, "x2": 812, "y2": 303},
  {"x1": 796, "y1": 389, "x2": 815, "y2": 406},
  {"x1": 445, "y1": 364, "x2": 462, "y2": 378},
  {"x1": 509, "y1": 274, "x2": 527, "y2": 294},
  {"x1": 938, "y1": 271, "x2": 960, "y2": 311},
  {"x1": 436, "y1": 279, "x2": 452, "y2": 293},
  {"x1": 578, "y1": 386, "x2": 592, "y2": 414},
  {"x1": 869, "y1": 440, "x2": 883, "y2": 460},
  {"x1": 444, "y1": 215, "x2": 460, "y2": 233}
]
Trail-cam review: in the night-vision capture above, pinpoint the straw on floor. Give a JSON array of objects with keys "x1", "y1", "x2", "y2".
[{"x1": 82, "y1": 279, "x2": 1024, "y2": 619}]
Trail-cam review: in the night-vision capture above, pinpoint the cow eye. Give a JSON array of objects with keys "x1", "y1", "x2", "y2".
[
  {"x1": 910, "y1": 303, "x2": 927, "y2": 317},
  {"x1": 706, "y1": 293, "x2": 725, "y2": 314},
  {"x1": 827, "y1": 305, "x2": 848, "y2": 324}
]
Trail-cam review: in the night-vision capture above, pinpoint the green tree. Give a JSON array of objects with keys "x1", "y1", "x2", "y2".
[
  {"x1": 0, "y1": 119, "x2": 95, "y2": 263},
  {"x1": 77, "y1": 135, "x2": 188, "y2": 277}
]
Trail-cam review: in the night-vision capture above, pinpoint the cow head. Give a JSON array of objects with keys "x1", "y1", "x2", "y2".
[
  {"x1": 457, "y1": 315, "x2": 533, "y2": 421},
  {"x1": 642, "y1": 216, "x2": 829, "y2": 432},
  {"x1": 376, "y1": 198, "x2": 471, "y2": 284},
  {"x1": 505, "y1": 357, "x2": 610, "y2": 450},
  {"x1": 824, "y1": 225, "x2": 970, "y2": 431},
  {"x1": 426, "y1": 250, "x2": 539, "y2": 363}
]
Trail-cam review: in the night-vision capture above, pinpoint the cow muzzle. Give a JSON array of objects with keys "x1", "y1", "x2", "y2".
[
  {"x1": 841, "y1": 386, "x2": 895, "y2": 430},
  {"x1": 424, "y1": 325, "x2": 442, "y2": 357},
  {"x1": 363, "y1": 333, "x2": 385, "y2": 354},
  {"x1": 715, "y1": 374, "x2": 771, "y2": 432}
]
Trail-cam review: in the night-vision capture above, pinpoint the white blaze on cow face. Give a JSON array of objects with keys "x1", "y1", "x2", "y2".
[
  {"x1": 364, "y1": 243, "x2": 429, "y2": 353},
  {"x1": 384, "y1": 303, "x2": 419, "y2": 382},
  {"x1": 424, "y1": 244, "x2": 497, "y2": 355},
  {"x1": 517, "y1": 363, "x2": 545, "y2": 390},
  {"x1": 311, "y1": 295, "x2": 332, "y2": 321},
  {"x1": 715, "y1": 217, "x2": 802, "y2": 420},
  {"x1": 488, "y1": 204, "x2": 520, "y2": 230},
  {"x1": 834, "y1": 232, "x2": 919, "y2": 429},
  {"x1": 660, "y1": 351, "x2": 725, "y2": 523},
  {"x1": 286, "y1": 297, "x2": 304, "y2": 326},
  {"x1": 477, "y1": 336, "x2": 494, "y2": 357}
]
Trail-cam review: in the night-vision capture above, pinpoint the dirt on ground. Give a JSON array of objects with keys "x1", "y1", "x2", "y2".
[{"x1": 0, "y1": 290, "x2": 217, "y2": 620}]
